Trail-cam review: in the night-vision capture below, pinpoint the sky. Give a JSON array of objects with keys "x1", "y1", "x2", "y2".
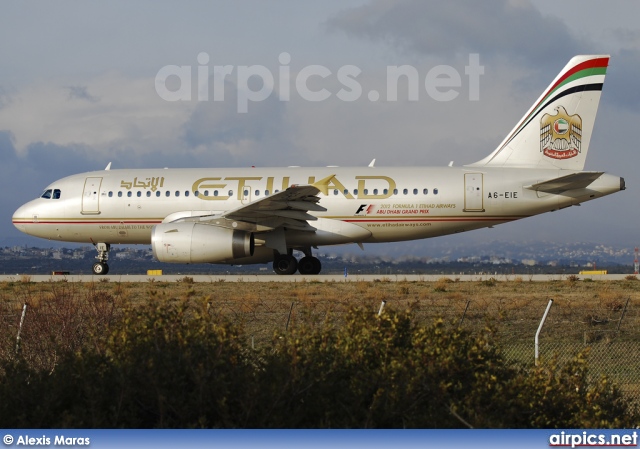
[{"x1": 1, "y1": 0, "x2": 639, "y2": 255}]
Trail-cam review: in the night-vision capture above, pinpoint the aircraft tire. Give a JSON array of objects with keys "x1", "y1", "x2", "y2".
[
  {"x1": 298, "y1": 256, "x2": 321, "y2": 275},
  {"x1": 311, "y1": 257, "x2": 322, "y2": 274},
  {"x1": 273, "y1": 254, "x2": 297, "y2": 275},
  {"x1": 92, "y1": 262, "x2": 109, "y2": 275}
]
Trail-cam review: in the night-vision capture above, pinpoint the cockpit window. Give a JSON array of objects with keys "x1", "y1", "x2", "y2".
[{"x1": 40, "y1": 189, "x2": 61, "y2": 199}]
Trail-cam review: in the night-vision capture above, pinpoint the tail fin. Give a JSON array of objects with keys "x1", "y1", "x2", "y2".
[{"x1": 470, "y1": 55, "x2": 609, "y2": 170}]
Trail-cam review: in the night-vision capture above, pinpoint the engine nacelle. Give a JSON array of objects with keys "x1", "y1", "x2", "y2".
[{"x1": 151, "y1": 222, "x2": 254, "y2": 263}]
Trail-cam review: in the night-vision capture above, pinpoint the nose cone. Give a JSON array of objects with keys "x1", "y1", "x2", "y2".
[{"x1": 12, "y1": 201, "x2": 35, "y2": 234}]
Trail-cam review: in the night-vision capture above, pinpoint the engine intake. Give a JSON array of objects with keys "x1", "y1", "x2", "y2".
[{"x1": 151, "y1": 222, "x2": 254, "y2": 263}]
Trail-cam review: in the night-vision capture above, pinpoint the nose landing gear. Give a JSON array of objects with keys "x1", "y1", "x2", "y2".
[{"x1": 92, "y1": 242, "x2": 110, "y2": 275}]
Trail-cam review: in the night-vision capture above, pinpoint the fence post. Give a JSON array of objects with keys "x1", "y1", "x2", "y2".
[
  {"x1": 616, "y1": 297, "x2": 630, "y2": 333},
  {"x1": 378, "y1": 300, "x2": 387, "y2": 316},
  {"x1": 285, "y1": 301, "x2": 295, "y2": 331},
  {"x1": 15, "y1": 303, "x2": 27, "y2": 355},
  {"x1": 535, "y1": 299, "x2": 553, "y2": 366},
  {"x1": 459, "y1": 300, "x2": 471, "y2": 326}
]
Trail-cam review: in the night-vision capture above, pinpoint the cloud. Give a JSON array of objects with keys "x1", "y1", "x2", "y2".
[
  {"x1": 181, "y1": 79, "x2": 297, "y2": 167},
  {"x1": 0, "y1": 73, "x2": 193, "y2": 156},
  {"x1": 603, "y1": 49, "x2": 640, "y2": 114},
  {"x1": 21, "y1": 141, "x2": 98, "y2": 178},
  {"x1": 0, "y1": 130, "x2": 16, "y2": 161},
  {"x1": 327, "y1": 0, "x2": 583, "y2": 69},
  {"x1": 66, "y1": 85, "x2": 100, "y2": 103}
]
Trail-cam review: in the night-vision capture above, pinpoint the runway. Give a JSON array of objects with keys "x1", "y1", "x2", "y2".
[{"x1": 0, "y1": 273, "x2": 631, "y2": 283}]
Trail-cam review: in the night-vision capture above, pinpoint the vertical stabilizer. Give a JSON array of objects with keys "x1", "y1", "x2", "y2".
[{"x1": 470, "y1": 55, "x2": 609, "y2": 170}]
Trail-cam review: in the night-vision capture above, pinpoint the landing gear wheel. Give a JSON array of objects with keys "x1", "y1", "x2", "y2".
[
  {"x1": 93, "y1": 243, "x2": 111, "y2": 275},
  {"x1": 273, "y1": 254, "x2": 298, "y2": 275},
  {"x1": 298, "y1": 256, "x2": 322, "y2": 275},
  {"x1": 92, "y1": 262, "x2": 109, "y2": 275}
]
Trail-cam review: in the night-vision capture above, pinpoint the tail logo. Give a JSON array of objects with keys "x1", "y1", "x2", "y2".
[{"x1": 540, "y1": 106, "x2": 582, "y2": 160}]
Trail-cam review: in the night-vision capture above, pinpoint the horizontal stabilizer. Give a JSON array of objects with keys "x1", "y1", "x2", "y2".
[{"x1": 524, "y1": 172, "x2": 604, "y2": 194}]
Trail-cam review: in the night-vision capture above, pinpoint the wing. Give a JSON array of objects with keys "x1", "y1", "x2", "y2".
[
  {"x1": 222, "y1": 175, "x2": 335, "y2": 231},
  {"x1": 165, "y1": 174, "x2": 335, "y2": 232}
]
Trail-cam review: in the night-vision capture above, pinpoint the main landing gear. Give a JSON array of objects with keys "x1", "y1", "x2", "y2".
[
  {"x1": 273, "y1": 249, "x2": 322, "y2": 275},
  {"x1": 92, "y1": 242, "x2": 110, "y2": 275}
]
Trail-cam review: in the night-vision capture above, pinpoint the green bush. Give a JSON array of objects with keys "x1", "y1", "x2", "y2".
[
  {"x1": 258, "y1": 310, "x2": 633, "y2": 427},
  {"x1": 0, "y1": 300, "x2": 634, "y2": 428}
]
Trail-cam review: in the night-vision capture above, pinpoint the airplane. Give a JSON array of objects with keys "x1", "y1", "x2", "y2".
[{"x1": 12, "y1": 55, "x2": 625, "y2": 275}]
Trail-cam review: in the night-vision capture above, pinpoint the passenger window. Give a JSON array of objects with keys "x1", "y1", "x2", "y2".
[
  {"x1": 53, "y1": 189, "x2": 61, "y2": 199},
  {"x1": 403, "y1": 189, "x2": 408, "y2": 195},
  {"x1": 185, "y1": 191, "x2": 189, "y2": 197},
  {"x1": 175, "y1": 191, "x2": 180, "y2": 197},
  {"x1": 354, "y1": 189, "x2": 358, "y2": 195},
  {"x1": 413, "y1": 188, "x2": 418, "y2": 195},
  {"x1": 108, "y1": 192, "x2": 113, "y2": 198},
  {"x1": 214, "y1": 190, "x2": 218, "y2": 197},
  {"x1": 204, "y1": 190, "x2": 209, "y2": 197},
  {"x1": 228, "y1": 190, "x2": 233, "y2": 196},
  {"x1": 255, "y1": 190, "x2": 260, "y2": 196},
  {"x1": 393, "y1": 189, "x2": 398, "y2": 195},
  {"x1": 334, "y1": 189, "x2": 339, "y2": 195},
  {"x1": 146, "y1": 191, "x2": 151, "y2": 197},
  {"x1": 434, "y1": 188, "x2": 439, "y2": 195},
  {"x1": 364, "y1": 189, "x2": 368, "y2": 195},
  {"x1": 118, "y1": 192, "x2": 122, "y2": 198},
  {"x1": 423, "y1": 188, "x2": 428, "y2": 195},
  {"x1": 265, "y1": 190, "x2": 270, "y2": 195},
  {"x1": 41, "y1": 189, "x2": 52, "y2": 199},
  {"x1": 194, "y1": 191, "x2": 200, "y2": 197},
  {"x1": 127, "y1": 191, "x2": 132, "y2": 198},
  {"x1": 166, "y1": 191, "x2": 170, "y2": 197},
  {"x1": 383, "y1": 189, "x2": 388, "y2": 195},
  {"x1": 137, "y1": 191, "x2": 142, "y2": 197},
  {"x1": 373, "y1": 189, "x2": 378, "y2": 195}
]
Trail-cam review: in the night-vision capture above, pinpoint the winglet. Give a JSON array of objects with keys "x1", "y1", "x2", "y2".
[
  {"x1": 368, "y1": 159, "x2": 376, "y2": 167},
  {"x1": 105, "y1": 162, "x2": 112, "y2": 171},
  {"x1": 312, "y1": 174, "x2": 336, "y2": 195}
]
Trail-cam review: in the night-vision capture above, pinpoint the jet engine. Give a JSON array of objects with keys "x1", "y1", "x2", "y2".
[{"x1": 151, "y1": 222, "x2": 254, "y2": 263}]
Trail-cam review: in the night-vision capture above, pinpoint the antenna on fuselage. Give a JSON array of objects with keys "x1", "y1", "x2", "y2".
[
  {"x1": 105, "y1": 162, "x2": 112, "y2": 170},
  {"x1": 368, "y1": 159, "x2": 376, "y2": 167}
]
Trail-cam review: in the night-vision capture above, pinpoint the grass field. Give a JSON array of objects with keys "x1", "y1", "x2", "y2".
[{"x1": 2, "y1": 276, "x2": 640, "y2": 403}]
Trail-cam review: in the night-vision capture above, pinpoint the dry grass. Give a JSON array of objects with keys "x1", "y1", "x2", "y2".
[{"x1": 1, "y1": 278, "x2": 638, "y2": 336}]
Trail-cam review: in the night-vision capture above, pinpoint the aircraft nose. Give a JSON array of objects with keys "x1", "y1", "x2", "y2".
[{"x1": 12, "y1": 202, "x2": 34, "y2": 234}]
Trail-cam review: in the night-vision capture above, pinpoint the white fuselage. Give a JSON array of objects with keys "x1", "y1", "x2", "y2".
[{"x1": 12, "y1": 166, "x2": 623, "y2": 247}]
